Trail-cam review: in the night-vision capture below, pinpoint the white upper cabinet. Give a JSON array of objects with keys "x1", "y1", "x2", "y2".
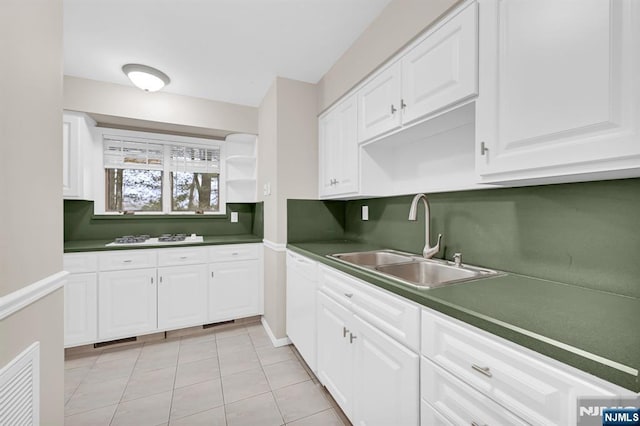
[
  {"x1": 319, "y1": 94, "x2": 359, "y2": 198},
  {"x1": 63, "y1": 111, "x2": 96, "y2": 200},
  {"x1": 401, "y1": 2, "x2": 478, "y2": 125},
  {"x1": 357, "y1": 62, "x2": 403, "y2": 143},
  {"x1": 476, "y1": 0, "x2": 640, "y2": 183}
]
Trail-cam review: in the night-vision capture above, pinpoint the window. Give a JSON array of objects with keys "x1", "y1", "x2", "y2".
[{"x1": 102, "y1": 133, "x2": 224, "y2": 214}]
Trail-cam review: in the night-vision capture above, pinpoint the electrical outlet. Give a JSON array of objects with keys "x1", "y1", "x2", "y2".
[
  {"x1": 230, "y1": 211, "x2": 238, "y2": 223},
  {"x1": 362, "y1": 205, "x2": 369, "y2": 221}
]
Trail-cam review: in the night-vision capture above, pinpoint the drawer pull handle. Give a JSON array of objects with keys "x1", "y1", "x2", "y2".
[
  {"x1": 471, "y1": 364, "x2": 492, "y2": 378},
  {"x1": 344, "y1": 293, "x2": 353, "y2": 298},
  {"x1": 122, "y1": 259, "x2": 132, "y2": 263},
  {"x1": 151, "y1": 277, "x2": 154, "y2": 285},
  {"x1": 471, "y1": 422, "x2": 487, "y2": 426},
  {"x1": 342, "y1": 326, "x2": 349, "y2": 338},
  {"x1": 232, "y1": 252, "x2": 239, "y2": 256},
  {"x1": 180, "y1": 256, "x2": 188, "y2": 259},
  {"x1": 349, "y1": 333, "x2": 357, "y2": 344}
]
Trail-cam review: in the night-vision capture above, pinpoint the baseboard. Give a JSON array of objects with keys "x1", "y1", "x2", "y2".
[
  {"x1": 261, "y1": 317, "x2": 291, "y2": 347},
  {"x1": 0, "y1": 271, "x2": 68, "y2": 320}
]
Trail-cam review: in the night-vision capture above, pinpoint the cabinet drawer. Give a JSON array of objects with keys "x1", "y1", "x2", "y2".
[
  {"x1": 421, "y1": 309, "x2": 618, "y2": 425},
  {"x1": 318, "y1": 265, "x2": 358, "y2": 308},
  {"x1": 209, "y1": 244, "x2": 260, "y2": 262},
  {"x1": 351, "y1": 277, "x2": 420, "y2": 352},
  {"x1": 421, "y1": 399, "x2": 453, "y2": 426},
  {"x1": 158, "y1": 247, "x2": 208, "y2": 266},
  {"x1": 421, "y1": 356, "x2": 528, "y2": 426},
  {"x1": 99, "y1": 250, "x2": 157, "y2": 271},
  {"x1": 286, "y1": 251, "x2": 318, "y2": 281},
  {"x1": 64, "y1": 253, "x2": 98, "y2": 273}
]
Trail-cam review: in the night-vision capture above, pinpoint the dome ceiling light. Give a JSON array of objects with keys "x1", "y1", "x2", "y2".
[{"x1": 122, "y1": 64, "x2": 170, "y2": 92}]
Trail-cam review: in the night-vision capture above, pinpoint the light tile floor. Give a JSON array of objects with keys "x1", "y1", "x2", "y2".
[{"x1": 64, "y1": 323, "x2": 350, "y2": 426}]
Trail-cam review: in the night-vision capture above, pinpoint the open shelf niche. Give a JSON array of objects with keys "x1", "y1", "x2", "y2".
[{"x1": 225, "y1": 133, "x2": 257, "y2": 202}]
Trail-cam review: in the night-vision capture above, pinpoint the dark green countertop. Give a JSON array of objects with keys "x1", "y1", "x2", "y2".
[
  {"x1": 287, "y1": 240, "x2": 640, "y2": 393},
  {"x1": 64, "y1": 234, "x2": 263, "y2": 253}
]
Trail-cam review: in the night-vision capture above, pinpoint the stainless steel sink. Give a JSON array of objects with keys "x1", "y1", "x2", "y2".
[
  {"x1": 329, "y1": 250, "x2": 415, "y2": 268},
  {"x1": 375, "y1": 259, "x2": 500, "y2": 288},
  {"x1": 328, "y1": 250, "x2": 502, "y2": 289}
]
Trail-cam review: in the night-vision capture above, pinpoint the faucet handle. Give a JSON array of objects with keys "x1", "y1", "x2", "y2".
[{"x1": 453, "y1": 252, "x2": 462, "y2": 267}]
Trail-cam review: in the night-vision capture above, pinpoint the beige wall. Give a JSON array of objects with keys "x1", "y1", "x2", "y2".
[
  {"x1": 317, "y1": 0, "x2": 460, "y2": 112},
  {"x1": 0, "y1": 0, "x2": 65, "y2": 424},
  {"x1": 258, "y1": 78, "x2": 318, "y2": 338},
  {"x1": 64, "y1": 76, "x2": 259, "y2": 135}
]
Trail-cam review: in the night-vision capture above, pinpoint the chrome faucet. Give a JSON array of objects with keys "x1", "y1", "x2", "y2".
[{"x1": 408, "y1": 193, "x2": 442, "y2": 259}]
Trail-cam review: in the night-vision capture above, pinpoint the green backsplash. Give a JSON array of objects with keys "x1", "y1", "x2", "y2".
[
  {"x1": 64, "y1": 200, "x2": 264, "y2": 241},
  {"x1": 287, "y1": 199, "x2": 346, "y2": 243},
  {"x1": 288, "y1": 178, "x2": 640, "y2": 298}
]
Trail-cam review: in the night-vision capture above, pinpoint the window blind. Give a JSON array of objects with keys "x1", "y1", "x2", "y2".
[
  {"x1": 169, "y1": 145, "x2": 220, "y2": 174},
  {"x1": 103, "y1": 137, "x2": 164, "y2": 170}
]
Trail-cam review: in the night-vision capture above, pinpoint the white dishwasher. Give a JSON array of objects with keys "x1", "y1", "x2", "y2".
[{"x1": 286, "y1": 250, "x2": 319, "y2": 372}]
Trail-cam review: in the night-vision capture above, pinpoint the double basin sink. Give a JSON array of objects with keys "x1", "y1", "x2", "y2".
[{"x1": 328, "y1": 250, "x2": 501, "y2": 289}]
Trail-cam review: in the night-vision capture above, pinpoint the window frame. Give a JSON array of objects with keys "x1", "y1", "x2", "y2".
[{"x1": 94, "y1": 128, "x2": 226, "y2": 216}]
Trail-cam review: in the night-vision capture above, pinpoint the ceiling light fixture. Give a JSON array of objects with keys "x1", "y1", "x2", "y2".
[{"x1": 122, "y1": 64, "x2": 170, "y2": 92}]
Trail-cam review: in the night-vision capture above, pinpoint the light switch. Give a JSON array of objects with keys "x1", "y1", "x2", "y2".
[
  {"x1": 231, "y1": 211, "x2": 238, "y2": 223},
  {"x1": 263, "y1": 183, "x2": 271, "y2": 196},
  {"x1": 362, "y1": 205, "x2": 369, "y2": 221}
]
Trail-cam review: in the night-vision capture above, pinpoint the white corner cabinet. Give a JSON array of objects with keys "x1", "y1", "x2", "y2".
[
  {"x1": 319, "y1": 0, "x2": 640, "y2": 199},
  {"x1": 475, "y1": 0, "x2": 640, "y2": 184},
  {"x1": 225, "y1": 133, "x2": 258, "y2": 203},
  {"x1": 285, "y1": 251, "x2": 635, "y2": 426},
  {"x1": 63, "y1": 243, "x2": 263, "y2": 347},
  {"x1": 63, "y1": 111, "x2": 96, "y2": 200}
]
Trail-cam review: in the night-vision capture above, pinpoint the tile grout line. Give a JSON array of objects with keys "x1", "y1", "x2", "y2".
[
  {"x1": 64, "y1": 350, "x2": 103, "y2": 408},
  {"x1": 213, "y1": 328, "x2": 229, "y2": 426},
  {"x1": 251, "y1": 324, "x2": 288, "y2": 426},
  {"x1": 108, "y1": 344, "x2": 144, "y2": 426}
]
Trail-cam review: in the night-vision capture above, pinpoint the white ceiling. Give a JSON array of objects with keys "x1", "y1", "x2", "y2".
[{"x1": 64, "y1": 0, "x2": 392, "y2": 107}]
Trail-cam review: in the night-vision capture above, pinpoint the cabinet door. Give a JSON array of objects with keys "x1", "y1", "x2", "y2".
[
  {"x1": 401, "y1": 2, "x2": 478, "y2": 124},
  {"x1": 476, "y1": 0, "x2": 640, "y2": 182},
  {"x1": 352, "y1": 315, "x2": 419, "y2": 426},
  {"x1": 357, "y1": 62, "x2": 402, "y2": 143},
  {"x1": 64, "y1": 273, "x2": 98, "y2": 347},
  {"x1": 98, "y1": 269, "x2": 157, "y2": 340},
  {"x1": 157, "y1": 264, "x2": 207, "y2": 330},
  {"x1": 286, "y1": 254, "x2": 318, "y2": 371},
  {"x1": 208, "y1": 260, "x2": 261, "y2": 322},
  {"x1": 317, "y1": 292, "x2": 354, "y2": 419},
  {"x1": 62, "y1": 114, "x2": 80, "y2": 198},
  {"x1": 318, "y1": 107, "x2": 340, "y2": 196},
  {"x1": 334, "y1": 94, "x2": 359, "y2": 195}
]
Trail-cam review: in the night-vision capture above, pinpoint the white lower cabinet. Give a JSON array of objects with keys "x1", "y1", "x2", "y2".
[
  {"x1": 286, "y1": 251, "x2": 319, "y2": 372},
  {"x1": 317, "y1": 289, "x2": 419, "y2": 425},
  {"x1": 98, "y1": 268, "x2": 157, "y2": 341},
  {"x1": 317, "y1": 292, "x2": 355, "y2": 417},
  {"x1": 208, "y1": 259, "x2": 261, "y2": 323},
  {"x1": 157, "y1": 264, "x2": 207, "y2": 330},
  {"x1": 352, "y1": 315, "x2": 419, "y2": 426},
  {"x1": 64, "y1": 273, "x2": 98, "y2": 347}
]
